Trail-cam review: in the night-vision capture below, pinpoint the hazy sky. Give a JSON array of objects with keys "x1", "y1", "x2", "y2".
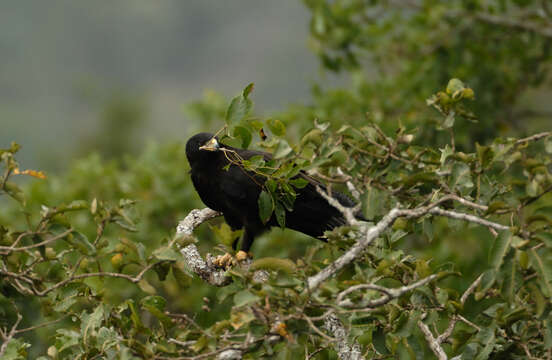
[{"x1": 1, "y1": 1, "x2": 320, "y2": 169}]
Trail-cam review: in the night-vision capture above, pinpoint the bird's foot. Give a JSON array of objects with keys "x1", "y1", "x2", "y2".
[
  {"x1": 235, "y1": 250, "x2": 249, "y2": 262},
  {"x1": 212, "y1": 251, "x2": 251, "y2": 269}
]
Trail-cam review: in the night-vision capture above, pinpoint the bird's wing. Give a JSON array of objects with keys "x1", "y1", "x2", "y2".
[{"x1": 218, "y1": 164, "x2": 264, "y2": 207}]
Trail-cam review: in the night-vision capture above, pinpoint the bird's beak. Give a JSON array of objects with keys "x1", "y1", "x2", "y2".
[{"x1": 199, "y1": 138, "x2": 220, "y2": 151}]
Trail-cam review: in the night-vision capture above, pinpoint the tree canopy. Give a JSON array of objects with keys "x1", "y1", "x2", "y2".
[{"x1": 1, "y1": 1, "x2": 552, "y2": 359}]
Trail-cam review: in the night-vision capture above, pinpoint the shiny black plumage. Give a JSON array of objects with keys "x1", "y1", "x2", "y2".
[{"x1": 186, "y1": 132, "x2": 359, "y2": 252}]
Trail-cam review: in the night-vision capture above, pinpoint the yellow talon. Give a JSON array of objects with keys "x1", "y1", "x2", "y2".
[
  {"x1": 213, "y1": 253, "x2": 233, "y2": 268},
  {"x1": 236, "y1": 250, "x2": 249, "y2": 262}
]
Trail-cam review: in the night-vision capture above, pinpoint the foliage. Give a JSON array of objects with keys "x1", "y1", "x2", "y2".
[
  {"x1": 2, "y1": 1, "x2": 552, "y2": 359},
  {"x1": 297, "y1": 0, "x2": 552, "y2": 146},
  {"x1": 2, "y1": 77, "x2": 551, "y2": 358}
]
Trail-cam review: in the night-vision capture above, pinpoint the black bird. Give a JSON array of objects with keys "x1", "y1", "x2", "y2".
[{"x1": 186, "y1": 132, "x2": 359, "y2": 255}]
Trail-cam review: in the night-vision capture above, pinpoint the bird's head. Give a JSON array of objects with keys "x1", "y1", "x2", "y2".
[
  {"x1": 198, "y1": 136, "x2": 220, "y2": 152},
  {"x1": 186, "y1": 132, "x2": 223, "y2": 165}
]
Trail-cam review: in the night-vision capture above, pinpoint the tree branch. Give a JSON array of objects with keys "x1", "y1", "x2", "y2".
[
  {"x1": 429, "y1": 208, "x2": 509, "y2": 231},
  {"x1": 307, "y1": 207, "x2": 401, "y2": 291},
  {"x1": 323, "y1": 313, "x2": 363, "y2": 360},
  {"x1": 418, "y1": 318, "x2": 447, "y2": 360},
  {"x1": 337, "y1": 274, "x2": 440, "y2": 308},
  {"x1": 0, "y1": 312, "x2": 22, "y2": 358},
  {"x1": 175, "y1": 208, "x2": 231, "y2": 287},
  {"x1": 307, "y1": 197, "x2": 510, "y2": 291}
]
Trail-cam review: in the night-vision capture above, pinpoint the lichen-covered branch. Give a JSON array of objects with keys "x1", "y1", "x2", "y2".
[
  {"x1": 176, "y1": 208, "x2": 268, "y2": 287},
  {"x1": 323, "y1": 313, "x2": 364, "y2": 360},
  {"x1": 176, "y1": 208, "x2": 232, "y2": 287}
]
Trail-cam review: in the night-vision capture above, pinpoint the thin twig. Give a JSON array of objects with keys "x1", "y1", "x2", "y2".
[
  {"x1": 337, "y1": 274, "x2": 439, "y2": 308},
  {"x1": 418, "y1": 319, "x2": 447, "y2": 360},
  {"x1": 0, "y1": 313, "x2": 22, "y2": 357}
]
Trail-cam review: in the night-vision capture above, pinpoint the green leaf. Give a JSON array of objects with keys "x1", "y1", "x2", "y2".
[
  {"x1": 362, "y1": 185, "x2": 386, "y2": 219},
  {"x1": 141, "y1": 295, "x2": 166, "y2": 312},
  {"x1": 233, "y1": 125, "x2": 252, "y2": 149},
  {"x1": 242, "y1": 82, "x2": 254, "y2": 98},
  {"x1": 4, "y1": 181, "x2": 25, "y2": 204},
  {"x1": 225, "y1": 90, "x2": 253, "y2": 125},
  {"x1": 274, "y1": 201, "x2": 286, "y2": 228},
  {"x1": 372, "y1": 328, "x2": 389, "y2": 355},
  {"x1": 81, "y1": 305, "x2": 105, "y2": 344},
  {"x1": 258, "y1": 190, "x2": 274, "y2": 224},
  {"x1": 266, "y1": 118, "x2": 286, "y2": 137},
  {"x1": 233, "y1": 290, "x2": 260, "y2": 307},
  {"x1": 485, "y1": 201, "x2": 510, "y2": 214},
  {"x1": 327, "y1": 148, "x2": 348, "y2": 166},
  {"x1": 449, "y1": 162, "x2": 473, "y2": 193},
  {"x1": 250, "y1": 257, "x2": 296, "y2": 274},
  {"x1": 68, "y1": 231, "x2": 96, "y2": 256},
  {"x1": 442, "y1": 110, "x2": 455, "y2": 129},
  {"x1": 97, "y1": 327, "x2": 118, "y2": 352},
  {"x1": 474, "y1": 325, "x2": 496, "y2": 360},
  {"x1": 172, "y1": 264, "x2": 192, "y2": 288},
  {"x1": 544, "y1": 136, "x2": 552, "y2": 154},
  {"x1": 526, "y1": 179, "x2": 539, "y2": 197},
  {"x1": 124, "y1": 299, "x2": 145, "y2": 330},
  {"x1": 1, "y1": 339, "x2": 28, "y2": 360},
  {"x1": 501, "y1": 252, "x2": 520, "y2": 302},
  {"x1": 289, "y1": 177, "x2": 309, "y2": 189},
  {"x1": 440, "y1": 145, "x2": 454, "y2": 165},
  {"x1": 446, "y1": 78, "x2": 465, "y2": 95},
  {"x1": 55, "y1": 329, "x2": 80, "y2": 353},
  {"x1": 273, "y1": 139, "x2": 293, "y2": 159},
  {"x1": 528, "y1": 249, "x2": 552, "y2": 297},
  {"x1": 544, "y1": 318, "x2": 552, "y2": 349},
  {"x1": 141, "y1": 295, "x2": 173, "y2": 329},
  {"x1": 489, "y1": 231, "x2": 512, "y2": 269},
  {"x1": 153, "y1": 247, "x2": 182, "y2": 261},
  {"x1": 210, "y1": 222, "x2": 242, "y2": 246}
]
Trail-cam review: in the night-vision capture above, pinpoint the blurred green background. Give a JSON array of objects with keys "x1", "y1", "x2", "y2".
[{"x1": 1, "y1": 0, "x2": 331, "y2": 171}]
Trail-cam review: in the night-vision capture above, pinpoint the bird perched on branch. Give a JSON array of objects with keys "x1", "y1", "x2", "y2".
[{"x1": 185, "y1": 132, "x2": 361, "y2": 265}]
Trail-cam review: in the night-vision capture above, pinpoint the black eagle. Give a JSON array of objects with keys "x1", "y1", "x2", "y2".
[{"x1": 186, "y1": 132, "x2": 360, "y2": 253}]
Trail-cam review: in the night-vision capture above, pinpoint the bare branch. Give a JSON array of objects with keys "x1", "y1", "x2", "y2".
[
  {"x1": 307, "y1": 207, "x2": 401, "y2": 291},
  {"x1": 429, "y1": 208, "x2": 509, "y2": 232},
  {"x1": 315, "y1": 186, "x2": 359, "y2": 225},
  {"x1": 0, "y1": 228, "x2": 73, "y2": 255},
  {"x1": 337, "y1": 167, "x2": 360, "y2": 201},
  {"x1": 337, "y1": 274, "x2": 439, "y2": 308},
  {"x1": 515, "y1": 131, "x2": 551, "y2": 145},
  {"x1": 445, "y1": 194, "x2": 488, "y2": 212},
  {"x1": 460, "y1": 274, "x2": 483, "y2": 305},
  {"x1": 14, "y1": 316, "x2": 68, "y2": 335},
  {"x1": 307, "y1": 192, "x2": 510, "y2": 291},
  {"x1": 0, "y1": 313, "x2": 22, "y2": 358},
  {"x1": 418, "y1": 319, "x2": 447, "y2": 360}
]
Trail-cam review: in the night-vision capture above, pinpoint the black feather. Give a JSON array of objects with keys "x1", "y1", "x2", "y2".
[{"x1": 186, "y1": 132, "x2": 362, "y2": 252}]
